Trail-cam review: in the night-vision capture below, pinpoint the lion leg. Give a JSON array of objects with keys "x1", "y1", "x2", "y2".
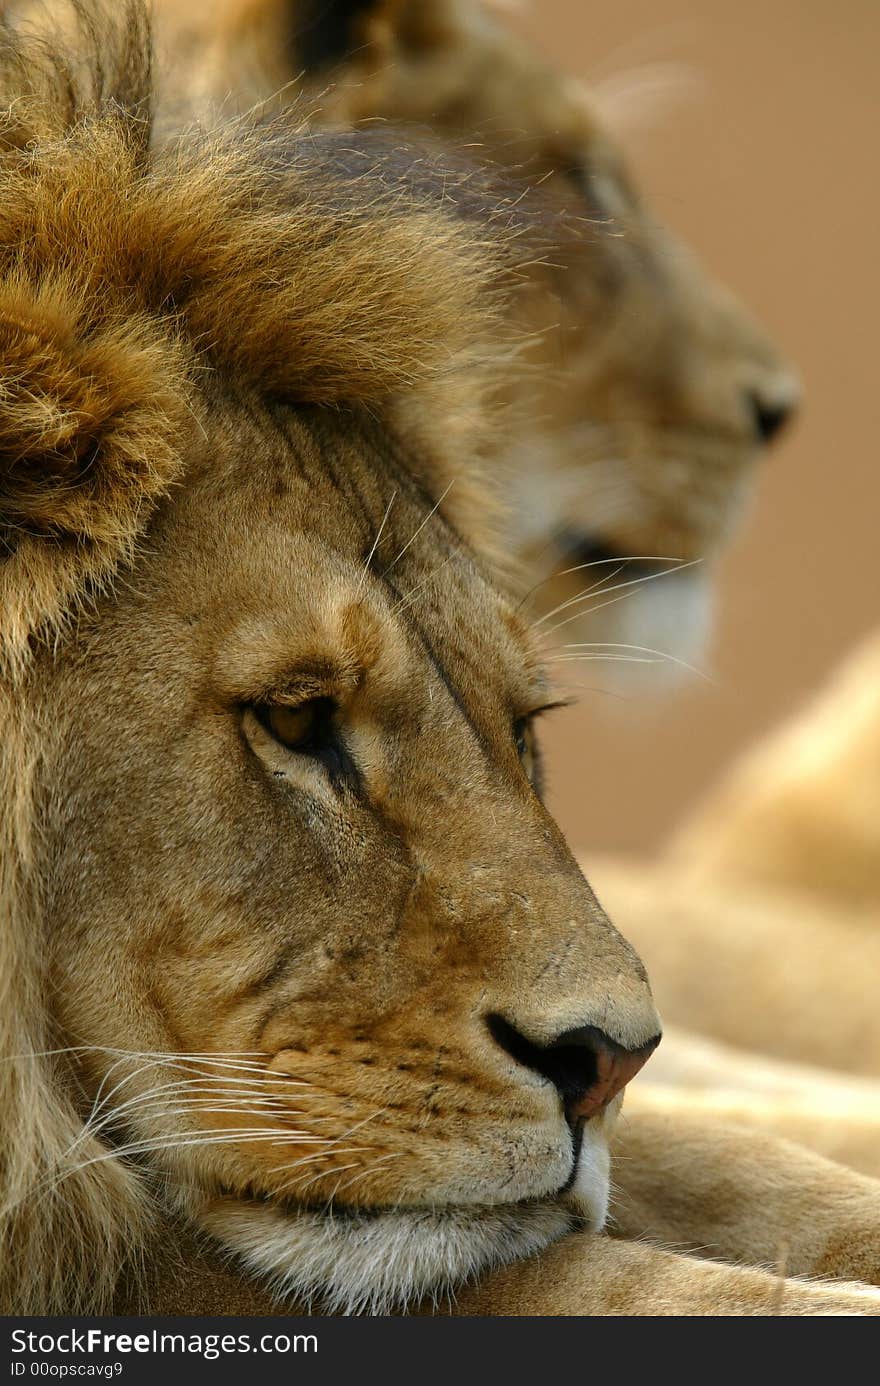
[
  {"x1": 610, "y1": 1104, "x2": 880, "y2": 1286},
  {"x1": 125, "y1": 1218, "x2": 880, "y2": 1316},
  {"x1": 452, "y1": 1233, "x2": 880, "y2": 1316}
]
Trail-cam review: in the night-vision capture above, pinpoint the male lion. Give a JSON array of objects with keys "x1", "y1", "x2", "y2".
[
  {"x1": 2, "y1": 3, "x2": 879, "y2": 1319},
  {"x1": 154, "y1": 0, "x2": 800, "y2": 669}
]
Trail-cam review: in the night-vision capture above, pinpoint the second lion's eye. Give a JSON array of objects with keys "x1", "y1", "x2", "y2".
[{"x1": 254, "y1": 697, "x2": 336, "y2": 754}]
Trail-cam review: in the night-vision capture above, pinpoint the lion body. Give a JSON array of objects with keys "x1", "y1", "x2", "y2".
[
  {"x1": 591, "y1": 628, "x2": 880, "y2": 1083},
  {"x1": 674, "y1": 627, "x2": 880, "y2": 911}
]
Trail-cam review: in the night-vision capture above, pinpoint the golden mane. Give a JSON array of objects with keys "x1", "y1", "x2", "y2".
[
  {"x1": 0, "y1": 0, "x2": 519, "y2": 1313},
  {"x1": 0, "y1": 1, "x2": 522, "y2": 674}
]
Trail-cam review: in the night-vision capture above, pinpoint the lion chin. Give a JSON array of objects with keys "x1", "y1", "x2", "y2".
[{"x1": 195, "y1": 1124, "x2": 613, "y2": 1315}]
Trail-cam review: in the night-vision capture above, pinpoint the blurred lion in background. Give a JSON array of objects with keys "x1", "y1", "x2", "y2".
[{"x1": 154, "y1": 0, "x2": 799, "y2": 672}]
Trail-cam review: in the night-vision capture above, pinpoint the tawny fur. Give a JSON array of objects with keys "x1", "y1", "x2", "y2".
[
  {"x1": 0, "y1": 1, "x2": 521, "y2": 676},
  {"x1": 674, "y1": 626, "x2": 880, "y2": 912},
  {"x1": 2, "y1": 3, "x2": 877, "y2": 1322}
]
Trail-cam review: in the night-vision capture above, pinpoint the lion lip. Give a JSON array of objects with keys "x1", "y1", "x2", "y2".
[
  {"x1": 556, "y1": 1120, "x2": 586, "y2": 1197},
  {"x1": 558, "y1": 530, "x2": 668, "y2": 577}
]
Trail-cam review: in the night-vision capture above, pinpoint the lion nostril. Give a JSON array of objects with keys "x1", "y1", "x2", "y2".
[
  {"x1": 748, "y1": 390, "x2": 795, "y2": 445},
  {"x1": 487, "y1": 1014, "x2": 660, "y2": 1122}
]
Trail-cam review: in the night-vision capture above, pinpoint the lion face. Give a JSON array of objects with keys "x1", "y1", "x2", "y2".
[
  {"x1": 37, "y1": 400, "x2": 659, "y2": 1310},
  {"x1": 497, "y1": 142, "x2": 794, "y2": 673},
  {"x1": 160, "y1": 0, "x2": 800, "y2": 669}
]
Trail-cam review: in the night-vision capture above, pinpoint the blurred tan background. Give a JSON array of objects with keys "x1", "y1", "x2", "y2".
[{"x1": 508, "y1": 0, "x2": 880, "y2": 855}]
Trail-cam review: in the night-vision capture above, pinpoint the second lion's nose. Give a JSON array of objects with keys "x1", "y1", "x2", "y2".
[
  {"x1": 747, "y1": 385, "x2": 798, "y2": 445},
  {"x1": 488, "y1": 1015, "x2": 660, "y2": 1122}
]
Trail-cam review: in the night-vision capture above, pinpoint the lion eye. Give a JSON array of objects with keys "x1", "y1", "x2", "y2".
[
  {"x1": 254, "y1": 697, "x2": 335, "y2": 754},
  {"x1": 514, "y1": 716, "x2": 535, "y2": 779}
]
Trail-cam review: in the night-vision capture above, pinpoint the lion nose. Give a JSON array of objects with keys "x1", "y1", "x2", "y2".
[
  {"x1": 488, "y1": 1015, "x2": 660, "y2": 1122},
  {"x1": 747, "y1": 386, "x2": 798, "y2": 445}
]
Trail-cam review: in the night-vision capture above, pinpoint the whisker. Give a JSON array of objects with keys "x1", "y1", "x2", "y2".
[
  {"x1": 75, "y1": 1061, "x2": 213, "y2": 1156},
  {"x1": 539, "y1": 559, "x2": 702, "y2": 640},
  {"x1": 4, "y1": 1045, "x2": 267, "y2": 1065},
  {"x1": 75, "y1": 1080, "x2": 333, "y2": 1153},
  {"x1": 336, "y1": 1105, "x2": 390, "y2": 1141},
  {"x1": 281, "y1": 1159, "x2": 365, "y2": 1200},
  {"x1": 325, "y1": 1162, "x2": 372, "y2": 1205},
  {"x1": 329, "y1": 1152, "x2": 403, "y2": 1198},
  {"x1": 391, "y1": 551, "x2": 458, "y2": 617},
  {"x1": 532, "y1": 559, "x2": 692, "y2": 630},
  {"x1": 11, "y1": 1128, "x2": 314, "y2": 1215},
  {"x1": 266, "y1": 1107, "x2": 389, "y2": 1188},
  {"x1": 74, "y1": 1062, "x2": 311, "y2": 1153},
  {"x1": 382, "y1": 478, "x2": 455, "y2": 577},
  {"x1": 356, "y1": 491, "x2": 397, "y2": 595},
  {"x1": 122, "y1": 1105, "x2": 329, "y2": 1132},
  {"x1": 546, "y1": 654, "x2": 661, "y2": 665},
  {"x1": 515, "y1": 555, "x2": 686, "y2": 613},
  {"x1": 271, "y1": 1147, "x2": 375, "y2": 1198},
  {"x1": 558, "y1": 640, "x2": 710, "y2": 682},
  {"x1": 268, "y1": 1148, "x2": 346, "y2": 1177},
  {"x1": 532, "y1": 565, "x2": 638, "y2": 629}
]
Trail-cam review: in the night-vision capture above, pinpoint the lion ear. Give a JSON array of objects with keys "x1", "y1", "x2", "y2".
[
  {"x1": 0, "y1": 279, "x2": 189, "y2": 666},
  {"x1": 0, "y1": 281, "x2": 187, "y2": 543}
]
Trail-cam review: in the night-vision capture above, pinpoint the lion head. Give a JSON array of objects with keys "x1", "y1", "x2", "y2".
[
  {"x1": 0, "y1": 3, "x2": 660, "y2": 1315},
  {"x1": 156, "y1": 0, "x2": 801, "y2": 671}
]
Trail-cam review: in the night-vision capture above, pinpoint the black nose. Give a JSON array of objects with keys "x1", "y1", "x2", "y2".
[
  {"x1": 749, "y1": 391, "x2": 794, "y2": 445},
  {"x1": 488, "y1": 1014, "x2": 660, "y2": 1122}
]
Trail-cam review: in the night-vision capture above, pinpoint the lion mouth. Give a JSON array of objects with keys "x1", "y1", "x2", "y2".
[
  {"x1": 547, "y1": 529, "x2": 713, "y2": 682},
  {"x1": 198, "y1": 1191, "x2": 579, "y2": 1315},
  {"x1": 558, "y1": 529, "x2": 677, "y2": 581},
  {"x1": 215, "y1": 1148, "x2": 585, "y2": 1223}
]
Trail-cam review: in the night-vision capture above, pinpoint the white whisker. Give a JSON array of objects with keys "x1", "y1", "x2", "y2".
[
  {"x1": 532, "y1": 559, "x2": 692, "y2": 630},
  {"x1": 558, "y1": 640, "x2": 710, "y2": 682},
  {"x1": 392, "y1": 551, "x2": 458, "y2": 616},
  {"x1": 271, "y1": 1147, "x2": 375, "y2": 1198},
  {"x1": 329, "y1": 1152, "x2": 403, "y2": 1199},
  {"x1": 539, "y1": 559, "x2": 702, "y2": 640},
  {"x1": 382, "y1": 478, "x2": 455, "y2": 577},
  {"x1": 356, "y1": 491, "x2": 397, "y2": 595},
  {"x1": 516, "y1": 554, "x2": 685, "y2": 612},
  {"x1": 546, "y1": 654, "x2": 660, "y2": 665},
  {"x1": 282, "y1": 1159, "x2": 364, "y2": 1200}
]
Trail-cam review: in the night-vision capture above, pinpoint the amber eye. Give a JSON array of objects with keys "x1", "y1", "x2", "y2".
[{"x1": 254, "y1": 697, "x2": 336, "y2": 755}]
